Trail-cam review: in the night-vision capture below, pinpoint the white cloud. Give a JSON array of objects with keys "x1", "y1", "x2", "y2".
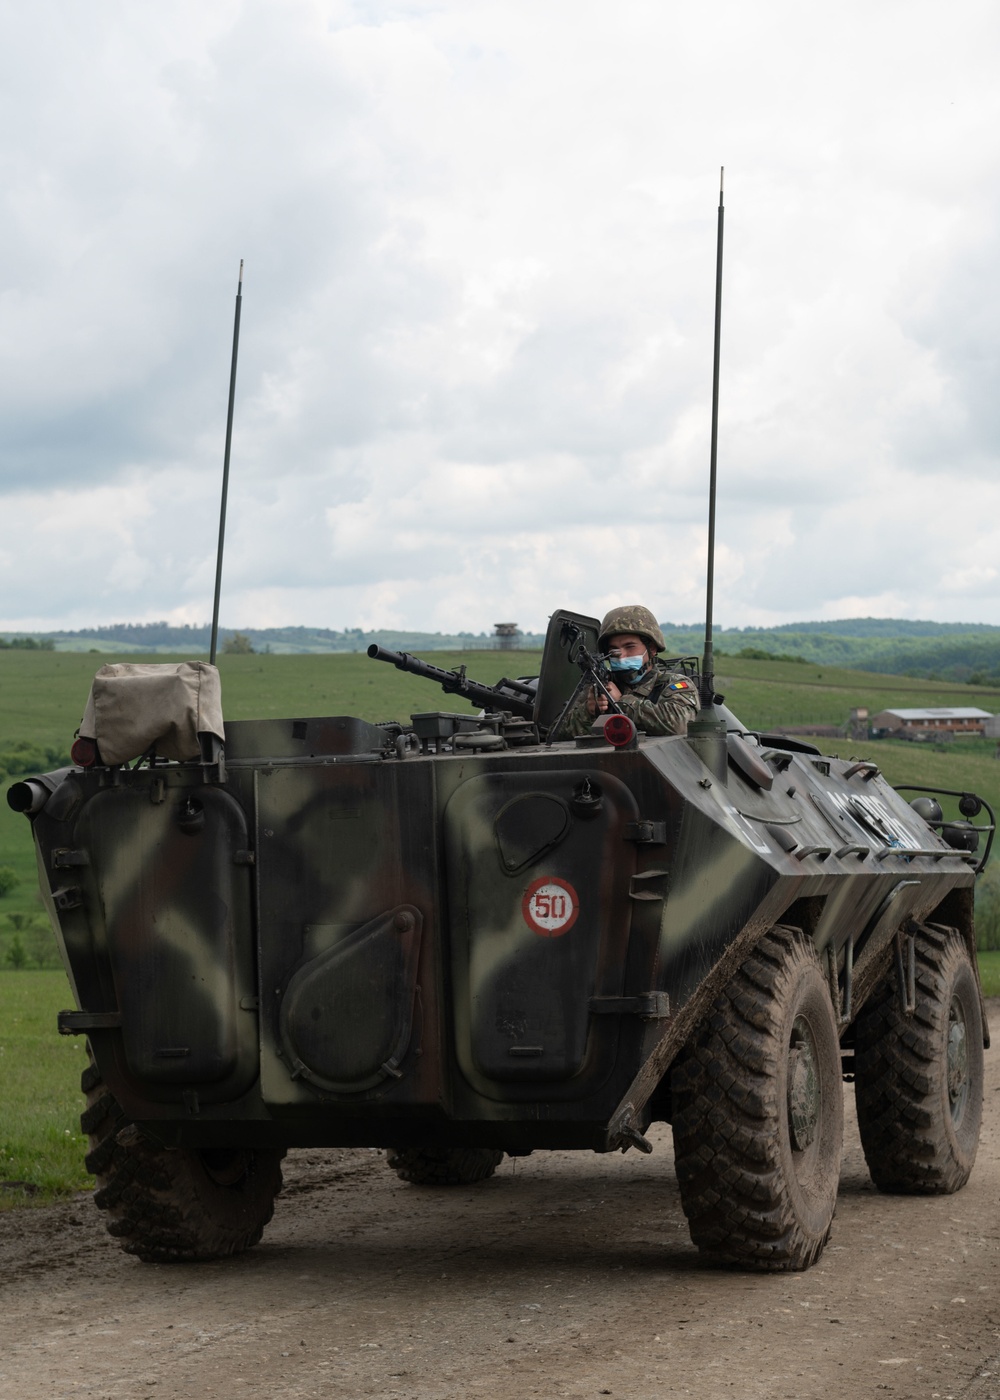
[{"x1": 1, "y1": 0, "x2": 1000, "y2": 634}]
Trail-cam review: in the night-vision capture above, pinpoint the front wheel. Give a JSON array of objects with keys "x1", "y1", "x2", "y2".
[
  {"x1": 853, "y1": 925, "x2": 984, "y2": 1194},
  {"x1": 81, "y1": 1061, "x2": 285, "y2": 1263},
  {"x1": 670, "y1": 926, "x2": 844, "y2": 1271}
]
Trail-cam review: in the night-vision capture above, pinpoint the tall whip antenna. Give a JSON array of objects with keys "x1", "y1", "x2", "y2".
[
  {"x1": 209, "y1": 259, "x2": 244, "y2": 667},
  {"x1": 701, "y1": 169, "x2": 724, "y2": 709}
]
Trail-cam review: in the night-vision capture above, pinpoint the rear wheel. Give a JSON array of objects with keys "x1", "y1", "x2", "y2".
[
  {"x1": 670, "y1": 926, "x2": 843, "y2": 1271},
  {"x1": 82, "y1": 1061, "x2": 285, "y2": 1263},
  {"x1": 387, "y1": 1146, "x2": 504, "y2": 1185},
  {"x1": 854, "y1": 925, "x2": 983, "y2": 1193}
]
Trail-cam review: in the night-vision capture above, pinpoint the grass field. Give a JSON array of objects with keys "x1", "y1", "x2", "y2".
[
  {"x1": 0, "y1": 970, "x2": 90, "y2": 1205},
  {"x1": 982, "y1": 951, "x2": 1000, "y2": 996},
  {"x1": 714, "y1": 653, "x2": 1000, "y2": 735}
]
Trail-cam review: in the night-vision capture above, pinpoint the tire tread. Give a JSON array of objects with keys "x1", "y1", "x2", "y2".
[
  {"x1": 854, "y1": 925, "x2": 983, "y2": 1194},
  {"x1": 671, "y1": 926, "x2": 843, "y2": 1272},
  {"x1": 81, "y1": 1059, "x2": 284, "y2": 1262}
]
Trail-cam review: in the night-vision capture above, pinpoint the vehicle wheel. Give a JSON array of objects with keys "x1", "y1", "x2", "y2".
[
  {"x1": 670, "y1": 925, "x2": 844, "y2": 1271},
  {"x1": 853, "y1": 925, "x2": 983, "y2": 1194},
  {"x1": 386, "y1": 1146, "x2": 504, "y2": 1185},
  {"x1": 81, "y1": 1061, "x2": 285, "y2": 1263}
]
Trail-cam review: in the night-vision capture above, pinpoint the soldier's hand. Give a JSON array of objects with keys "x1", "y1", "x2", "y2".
[{"x1": 590, "y1": 682, "x2": 622, "y2": 716}]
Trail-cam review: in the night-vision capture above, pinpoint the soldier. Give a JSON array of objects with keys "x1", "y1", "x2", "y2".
[{"x1": 554, "y1": 604, "x2": 699, "y2": 739}]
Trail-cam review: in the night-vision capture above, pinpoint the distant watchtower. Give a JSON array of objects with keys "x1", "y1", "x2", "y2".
[{"x1": 493, "y1": 623, "x2": 520, "y2": 651}]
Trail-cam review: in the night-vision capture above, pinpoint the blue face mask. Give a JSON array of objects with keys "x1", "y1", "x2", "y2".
[{"x1": 609, "y1": 655, "x2": 645, "y2": 675}]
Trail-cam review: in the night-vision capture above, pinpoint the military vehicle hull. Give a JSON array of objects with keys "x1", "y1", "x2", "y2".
[{"x1": 15, "y1": 662, "x2": 989, "y2": 1269}]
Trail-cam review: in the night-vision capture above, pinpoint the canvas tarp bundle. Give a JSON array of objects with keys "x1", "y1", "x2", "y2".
[{"x1": 79, "y1": 662, "x2": 225, "y2": 765}]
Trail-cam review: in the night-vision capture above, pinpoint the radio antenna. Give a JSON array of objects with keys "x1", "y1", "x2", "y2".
[
  {"x1": 701, "y1": 168, "x2": 724, "y2": 709},
  {"x1": 686, "y1": 170, "x2": 729, "y2": 780},
  {"x1": 209, "y1": 259, "x2": 244, "y2": 667}
]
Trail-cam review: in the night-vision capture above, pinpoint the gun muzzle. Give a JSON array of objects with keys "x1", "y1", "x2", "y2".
[{"x1": 367, "y1": 644, "x2": 406, "y2": 668}]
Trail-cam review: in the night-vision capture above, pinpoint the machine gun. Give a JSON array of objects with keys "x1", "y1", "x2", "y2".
[
  {"x1": 366, "y1": 644, "x2": 537, "y2": 719},
  {"x1": 544, "y1": 621, "x2": 624, "y2": 742}
]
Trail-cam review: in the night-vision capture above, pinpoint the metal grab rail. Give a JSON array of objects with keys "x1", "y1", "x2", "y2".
[{"x1": 893, "y1": 784, "x2": 996, "y2": 875}]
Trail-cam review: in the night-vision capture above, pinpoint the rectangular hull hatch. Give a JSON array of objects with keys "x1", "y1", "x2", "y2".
[
  {"x1": 77, "y1": 786, "x2": 258, "y2": 1095},
  {"x1": 445, "y1": 770, "x2": 638, "y2": 1090}
]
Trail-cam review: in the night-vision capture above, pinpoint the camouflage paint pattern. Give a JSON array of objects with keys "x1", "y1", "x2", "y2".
[{"x1": 19, "y1": 658, "x2": 985, "y2": 1157}]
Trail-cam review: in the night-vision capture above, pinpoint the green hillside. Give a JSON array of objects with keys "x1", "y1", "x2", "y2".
[
  {"x1": 657, "y1": 621, "x2": 1000, "y2": 683},
  {"x1": 6, "y1": 614, "x2": 1000, "y2": 681},
  {"x1": 712, "y1": 653, "x2": 1000, "y2": 731}
]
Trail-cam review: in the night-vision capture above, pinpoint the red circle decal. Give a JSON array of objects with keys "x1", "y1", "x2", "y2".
[{"x1": 522, "y1": 877, "x2": 580, "y2": 937}]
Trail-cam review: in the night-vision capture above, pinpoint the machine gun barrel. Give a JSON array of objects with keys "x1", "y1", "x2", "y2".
[{"x1": 366, "y1": 645, "x2": 535, "y2": 719}]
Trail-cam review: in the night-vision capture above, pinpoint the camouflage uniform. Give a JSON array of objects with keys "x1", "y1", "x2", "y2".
[
  {"x1": 554, "y1": 659, "x2": 699, "y2": 738},
  {"x1": 553, "y1": 603, "x2": 700, "y2": 739}
]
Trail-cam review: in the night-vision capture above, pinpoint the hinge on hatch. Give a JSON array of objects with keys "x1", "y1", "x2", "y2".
[
  {"x1": 590, "y1": 992, "x2": 670, "y2": 1019},
  {"x1": 51, "y1": 848, "x2": 89, "y2": 868},
  {"x1": 58, "y1": 1010, "x2": 123, "y2": 1035},
  {"x1": 624, "y1": 820, "x2": 667, "y2": 845}
]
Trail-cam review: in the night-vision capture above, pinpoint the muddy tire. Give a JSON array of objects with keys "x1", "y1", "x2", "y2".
[
  {"x1": 670, "y1": 926, "x2": 844, "y2": 1271},
  {"x1": 854, "y1": 926, "x2": 983, "y2": 1194},
  {"x1": 81, "y1": 1061, "x2": 285, "y2": 1263},
  {"x1": 386, "y1": 1147, "x2": 504, "y2": 1185}
]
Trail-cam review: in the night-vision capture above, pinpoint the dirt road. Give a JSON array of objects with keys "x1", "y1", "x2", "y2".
[{"x1": 2, "y1": 1005, "x2": 999, "y2": 1400}]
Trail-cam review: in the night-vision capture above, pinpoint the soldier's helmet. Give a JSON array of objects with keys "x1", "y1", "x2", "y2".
[{"x1": 598, "y1": 605, "x2": 666, "y2": 654}]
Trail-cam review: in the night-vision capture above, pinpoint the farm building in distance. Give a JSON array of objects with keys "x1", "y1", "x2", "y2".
[{"x1": 870, "y1": 706, "x2": 994, "y2": 738}]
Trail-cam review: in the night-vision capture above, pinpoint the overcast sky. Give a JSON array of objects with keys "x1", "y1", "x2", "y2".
[{"x1": 1, "y1": 0, "x2": 998, "y2": 636}]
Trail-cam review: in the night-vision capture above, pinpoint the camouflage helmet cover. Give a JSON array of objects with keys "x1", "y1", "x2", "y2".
[{"x1": 598, "y1": 604, "x2": 666, "y2": 654}]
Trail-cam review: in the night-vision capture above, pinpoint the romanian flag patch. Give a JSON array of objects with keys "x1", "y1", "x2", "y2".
[{"x1": 668, "y1": 680, "x2": 692, "y2": 690}]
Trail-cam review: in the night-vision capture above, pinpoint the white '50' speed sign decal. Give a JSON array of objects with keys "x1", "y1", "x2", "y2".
[{"x1": 521, "y1": 877, "x2": 579, "y2": 937}]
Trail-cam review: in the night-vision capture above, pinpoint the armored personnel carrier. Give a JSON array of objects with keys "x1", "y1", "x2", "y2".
[
  {"x1": 8, "y1": 612, "x2": 991, "y2": 1271},
  {"x1": 10, "y1": 177, "x2": 990, "y2": 1270}
]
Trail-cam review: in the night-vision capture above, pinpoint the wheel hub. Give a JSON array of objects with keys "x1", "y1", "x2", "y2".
[
  {"x1": 200, "y1": 1148, "x2": 251, "y2": 1187},
  {"x1": 787, "y1": 1016, "x2": 820, "y2": 1151},
  {"x1": 947, "y1": 996, "x2": 969, "y2": 1124}
]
